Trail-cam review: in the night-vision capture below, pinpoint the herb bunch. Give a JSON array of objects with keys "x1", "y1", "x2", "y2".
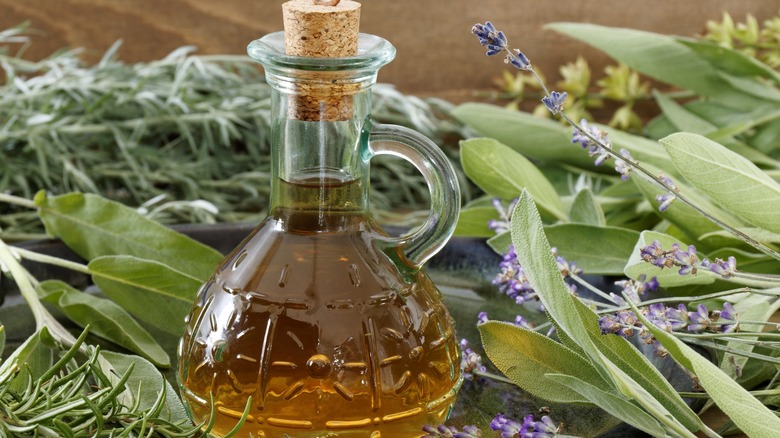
[
  {"x1": 0, "y1": 23, "x2": 469, "y2": 236},
  {"x1": 447, "y1": 15, "x2": 780, "y2": 438}
]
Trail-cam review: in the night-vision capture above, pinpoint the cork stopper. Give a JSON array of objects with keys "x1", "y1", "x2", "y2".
[{"x1": 282, "y1": 0, "x2": 362, "y2": 121}]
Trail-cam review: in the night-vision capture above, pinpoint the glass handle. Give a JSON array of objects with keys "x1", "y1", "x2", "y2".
[{"x1": 365, "y1": 120, "x2": 461, "y2": 268}]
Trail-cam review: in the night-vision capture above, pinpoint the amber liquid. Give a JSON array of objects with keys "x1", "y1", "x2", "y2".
[{"x1": 178, "y1": 178, "x2": 461, "y2": 437}]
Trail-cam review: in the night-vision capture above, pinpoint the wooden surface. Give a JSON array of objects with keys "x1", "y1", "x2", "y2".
[{"x1": 1, "y1": 0, "x2": 779, "y2": 98}]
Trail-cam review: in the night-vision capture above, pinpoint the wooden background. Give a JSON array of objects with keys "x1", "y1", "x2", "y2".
[{"x1": 1, "y1": 0, "x2": 778, "y2": 99}]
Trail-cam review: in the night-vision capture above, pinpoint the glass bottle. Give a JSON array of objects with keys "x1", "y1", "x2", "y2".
[{"x1": 178, "y1": 31, "x2": 462, "y2": 437}]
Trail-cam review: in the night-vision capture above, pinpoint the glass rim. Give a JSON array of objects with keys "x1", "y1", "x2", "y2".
[{"x1": 247, "y1": 32, "x2": 396, "y2": 71}]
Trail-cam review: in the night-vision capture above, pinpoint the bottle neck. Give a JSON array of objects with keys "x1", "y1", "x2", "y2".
[{"x1": 266, "y1": 72, "x2": 374, "y2": 225}]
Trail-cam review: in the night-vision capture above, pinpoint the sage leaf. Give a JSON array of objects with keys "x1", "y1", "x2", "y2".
[
  {"x1": 720, "y1": 295, "x2": 780, "y2": 380},
  {"x1": 660, "y1": 132, "x2": 780, "y2": 234},
  {"x1": 700, "y1": 227, "x2": 780, "y2": 245},
  {"x1": 38, "y1": 280, "x2": 170, "y2": 368},
  {"x1": 89, "y1": 255, "x2": 201, "y2": 335},
  {"x1": 489, "y1": 224, "x2": 640, "y2": 275},
  {"x1": 676, "y1": 38, "x2": 780, "y2": 85},
  {"x1": 34, "y1": 191, "x2": 222, "y2": 280},
  {"x1": 653, "y1": 91, "x2": 777, "y2": 167},
  {"x1": 455, "y1": 207, "x2": 498, "y2": 237},
  {"x1": 460, "y1": 138, "x2": 566, "y2": 220},
  {"x1": 545, "y1": 374, "x2": 667, "y2": 437},
  {"x1": 569, "y1": 189, "x2": 606, "y2": 226},
  {"x1": 0, "y1": 328, "x2": 50, "y2": 393},
  {"x1": 547, "y1": 23, "x2": 761, "y2": 110},
  {"x1": 453, "y1": 104, "x2": 594, "y2": 167},
  {"x1": 629, "y1": 299, "x2": 780, "y2": 436},
  {"x1": 479, "y1": 321, "x2": 607, "y2": 404},
  {"x1": 101, "y1": 351, "x2": 190, "y2": 425},
  {"x1": 624, "y1": 231, "x2": 716, "y2": 288}
]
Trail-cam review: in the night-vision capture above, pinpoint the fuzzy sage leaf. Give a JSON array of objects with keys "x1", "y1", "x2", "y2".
[
  {"x1": 38, "y1": 280, "x2": 170, "y2": 367},
  {"x1": 88, "y1": 255, "x2": 202, "y2": 335},
  {"x1": 478, "y1": 321, "x2": 607, "y2": 404},
  {"x1": 460, "y1": 137, "x2": 566, "y2": 220},
  {"x1": 660, "y1": 132, "x2": 780, "y2": 234},
  {"x1": 35, "y1": 191, "x2": 222, "y2": 280}
]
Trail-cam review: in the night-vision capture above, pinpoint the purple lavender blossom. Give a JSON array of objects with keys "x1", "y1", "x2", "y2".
[
  {"x1": 493, "y1": 245, "x2": 579, "y2": 306},
  {"x1": 488, "y1": 198, "x2": 518, "y2": 235},
  {"x1": 477, "y1": 311, "x2": 489, "y2": 325},
  {"x1": 614, "y1": 274, "x2": 658, "y2": 303},
  {"x1": 702, "y1": 256, "x2": 737, "y2": 278},
  {"x1": 491, "y1": 413, "x2": 562, "y2": 438},
  {"x1": 615, "y1": 149, "x2": 635, "y2": 180},
  {"x1": 655, "y1": 193, "x2": 677, "y2": 212},
  {"x1": 542, "y1": 91, "x2": 567, "y2": 115},
  {"x1": 640, "y1": 240, "x2": 699, "y2": 275},
  {"x1": 422, "y1": 424, "x2": 482, "y2": 438},
  {"x1": 459, "y1": 338, "x2": 486, "y2": 380},
  {"x1": 571, "y1": 119, "x2": 614, "y2": 166},
  {"x1": 471, "y1": 22, "x2": 507, "y2": 56}
]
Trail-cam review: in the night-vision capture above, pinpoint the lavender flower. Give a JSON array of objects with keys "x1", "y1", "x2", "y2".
[
  {"x1": 471, "y1": 22, "x2": 508, "y2": 56},
  {"x1": 491, "y1": 413, "x2": 562, "y2": 438},
  {"x1": 571, "y1": 119, "x2": 613, "y2": 166},
  {"x1": 459, "y1": 338, "x2": 486, "y2": 380},
  {"x1": 488, "y1": 198, "x2": 518, "y2": 234},
  {"x1": 493, "y1": 245, "x2": 579, "y2": 305},
  {"x1": 614, "y1": 274, "x2": 659, "y2": 303},
  {"x1": 656, "y1": 193, "x2": 677, "y2": 212},
  {"x1": 542, "y1": 91, "x2": 567, "y2": 115},
  {"x1": 615, "y1": 149, "x2": 635, "y2": 180},
  {"x1": 477, "y1": 311, "x2": 489, "y2": 325},
  {"x1": 640, "y1": 240, "x2": 699, "y2": 275},
  {"x1": 422, "y1": 424, "x2": 482, "y2": 438},
  {"x1": 702, "y1": 256, "x2": 737, "y2": 278}
]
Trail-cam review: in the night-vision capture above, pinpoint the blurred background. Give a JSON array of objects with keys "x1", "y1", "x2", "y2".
[{"x1": 1, "y1": 0, "x2": 778, "y2": 100}]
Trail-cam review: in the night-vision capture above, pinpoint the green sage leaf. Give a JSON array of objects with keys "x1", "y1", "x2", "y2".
[
  {"x1": 629, "y1": 300, "x2": 780, "y2": 436},
  {"x1": 34, "y1": 191, "x2": 222, "y2": 280},
  {"x1": 101, "y1": 351, "x2": 190, "y2": 424},
  {"x1": 545, "y1": 374, "x2": 667, "y2": 437},
  {"x1": 89, "y1": 255, "x2": 201, "y2": 335},
  {"x1": 454, "y1": 207, "x2": 498, "y2": 238},
  {"x1": 676, "y1": 38, "x2": 780, "y2": 85},
  {"x1": 460, "y1": 138, "x2": 566, "y2": 220},
  {"x1": 660, "y1": 132, "x2": 780, "y2": 234},
  {"x1": 490, "y1": 224, "x2": 640, "y2": 275},
  {"x1": 478, "y1": 321, "x2": 607, "y2": 404},
  {"x1": 38, "y1": 280, "x2": 170, "y2": 368},
  {"x1": 0, "y1": 328, "x2": 51, "y2": 393},
  {"x1": 569, "y1": 189, "x2": 606, "y2": 226},
  {"x1": 547, "y1": 23, "x2": 762, "y2": 110}
]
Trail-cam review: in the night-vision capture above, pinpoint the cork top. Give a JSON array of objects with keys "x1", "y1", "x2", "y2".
[{"x1": 282, "y1": 0, "x2": 361, "y2": 58}]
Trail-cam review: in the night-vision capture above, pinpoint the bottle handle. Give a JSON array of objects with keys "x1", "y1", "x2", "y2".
[{"x1": 364, "y1": 119, "x2": 461, "y2": 268}]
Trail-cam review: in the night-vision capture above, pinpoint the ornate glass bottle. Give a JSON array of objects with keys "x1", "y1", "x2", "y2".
[{"x1": 178, "y1": 31, "x2": 462, "y2": 437}]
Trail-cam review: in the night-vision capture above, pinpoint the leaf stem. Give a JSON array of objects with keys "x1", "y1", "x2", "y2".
[
  {"x1": 14, "y1": 247, "x2": 91, "y2": 275},
  {"x1": 569, "y1": 273, "x2": 621, "y2": 304},
  {"x1": 471, "y1": 369, "x2": 517, "y2": 385},
  {"x1": 0, "y1": 192, "x2": 37, "y2": 209}
]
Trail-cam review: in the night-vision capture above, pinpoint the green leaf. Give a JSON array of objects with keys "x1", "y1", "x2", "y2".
[
  {"x1": 455, "y1": 207, "x2": 498, "y2": 238},
  {"x1": 676, "y1": 38, "x2": 780, "y2": 85},
  {"x1": 630, "y1": 163, "x2": 744, "y2": 247},
  {"x1": 488, "y1": 224, "x2": 639, "y2": 275},
  {"x1": 630, "y1": 299, "x2": 780, "y2": 436},
  {"x1": 719, "y1": 73, "x2": 780, "y2": 102},
  {"x1": 0, "y1": 328, "x2": 51, "y2": 393},
  {"x1": 547, "y1": 23, "x2": 762, "y2": 110},
  {"x1": 720, "y1": 295, "x2": 780, "y2": 380},
  {"x1": 35, "y1": 191, "x2": 222, "y2": 280},
  {"x1": 569, "y1": 189, "x2": 606, "y2": 226},
  {"x1": 453, "y1": 104, "x2": 594, "y2": 168},
  {"x1": 660, "y1": 132, "x2": 780, "y2": 234},
  {"x1": 100, "y1": 351, "x2": 190, "y2": 424},
  {"x1": 88, "y1": 255, "x2": 201, "y2": 335},
  {"x1": 700, "y1": 227, "x2": 780, "y2": 245},
  {"x1": 478, "y1": 321, "x2": 607, "y2": 404},
  {"x1": 545, "y1": 374, "x2": 667, "y2": 437},
  {"x1": 460, "y1": 138, "x2": 566, "y2": 220},
  {"x1": 38, "y1": 280, "x2": 170, "y2": 368},
  {"x1": 624, "y1": 231, "x2": 716, "y2": 288}
]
